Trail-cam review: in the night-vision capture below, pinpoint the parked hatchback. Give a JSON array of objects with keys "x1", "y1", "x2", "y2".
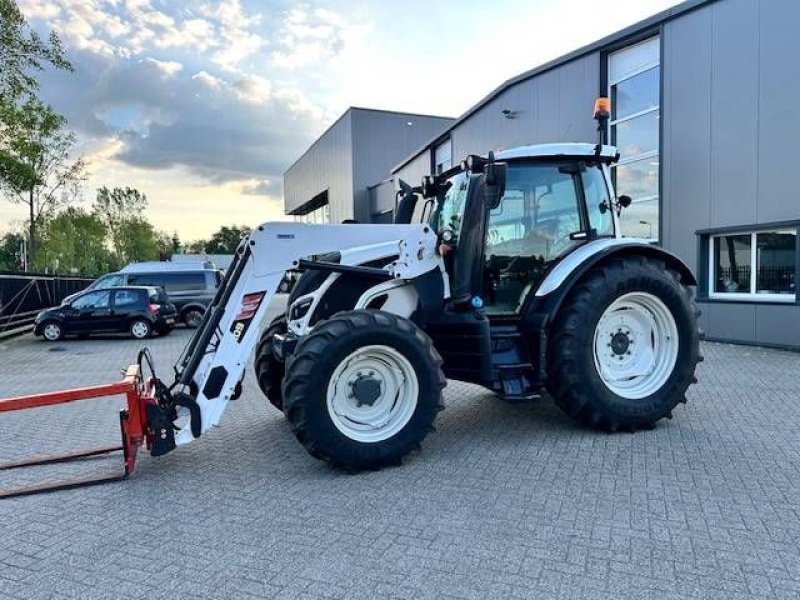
[
  {"x1": 35, "y1": 286, "x2": 177, "y2": 341},
  {"x1": 62, "y1": 262, "x2": 221, "y2": 328}
]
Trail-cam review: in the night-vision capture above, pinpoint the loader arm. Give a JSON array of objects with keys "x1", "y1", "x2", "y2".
[{"x1": 171, "y1": 222, "x2": 440, "y2": 445}]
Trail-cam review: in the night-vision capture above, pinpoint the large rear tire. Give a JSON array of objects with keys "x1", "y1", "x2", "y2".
[
  {"x1": 254, "y1": 315, "x2": 288, "y2": 412},
  {"x1": 547, "y1": 256, "x2": 700, "y2": 431},
  {"x1": 283, "y1": 310, "x2": 446, "y2": 470}
]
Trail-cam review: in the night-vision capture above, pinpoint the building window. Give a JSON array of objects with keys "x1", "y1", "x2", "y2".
[
  {"x1": 709, "y1": 230, "x2": 797, "y2": 301},
  {"x1": 434, "y1": 139, "x2": 452, "y2": 174},
  {"x1": 295, "y1": 203, "x2": 330, "y2": 224},
  {"x1": 608, "y1": 36, "x2": 660, "y2": 240}
]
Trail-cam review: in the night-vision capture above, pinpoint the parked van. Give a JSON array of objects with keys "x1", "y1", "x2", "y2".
[{"x1": 63, "y1": 262, "x2": 222, "y2": 327}]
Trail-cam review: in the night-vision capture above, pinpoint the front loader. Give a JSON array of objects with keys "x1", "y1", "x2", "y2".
[{"x1": 0, "y1": 100, "x2": 701, "y2": 494}]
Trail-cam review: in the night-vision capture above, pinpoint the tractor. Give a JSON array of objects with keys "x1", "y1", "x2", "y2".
[{"x1": 243, "y1": 141, "x2": 701, "y2": 470}]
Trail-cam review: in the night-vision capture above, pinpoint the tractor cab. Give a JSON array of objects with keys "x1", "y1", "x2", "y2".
[
  {"x1": 393, "y1": 144, "x2": 625, "y2": 399},
  {"x1": 418, "y1": 143, "x2": 620, "y2": 315}
]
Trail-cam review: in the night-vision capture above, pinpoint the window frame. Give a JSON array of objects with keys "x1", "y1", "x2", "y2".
[
  {"x1": 706, "y1": 228, "x2": 798, "y2": 303},
  {"x1": 606, "y1": 35, "x2": 661, "y2": 241}
]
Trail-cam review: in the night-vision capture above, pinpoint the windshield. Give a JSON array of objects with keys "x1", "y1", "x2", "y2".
[
  {"x1": 88, "y1": 273, "x2": 124, "y2": 290},
  {"x1": 430, "y1": 171, "x2": 469, "y2": 236}
]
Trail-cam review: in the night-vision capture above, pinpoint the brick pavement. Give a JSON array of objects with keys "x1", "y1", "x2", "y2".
[{"x1": 1, "y1": 298, "x2": 799, "y2": 599}]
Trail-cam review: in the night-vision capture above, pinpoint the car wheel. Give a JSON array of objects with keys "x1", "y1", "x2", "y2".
[
  {"x1": 183, "y1": 308, "x2": 204, "y2": 328},
  {"x1": 41, "y1": 321, "x2": 64, "y2": 342},
  {"x1": 130, "y1": 318, "x2": 152, "y2": 340}
]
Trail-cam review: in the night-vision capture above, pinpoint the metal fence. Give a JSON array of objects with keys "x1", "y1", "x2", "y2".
[{"x1": 0, "y1": 273, "x2": 93, "y2": 340}]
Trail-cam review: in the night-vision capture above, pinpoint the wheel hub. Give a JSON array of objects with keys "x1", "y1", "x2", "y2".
[
  {"x1": 610, "y1": 330, "x2": 631, "y2": 356},
  {"x1": 351, "y1": 374, "x2": 382, "y2": 407}
]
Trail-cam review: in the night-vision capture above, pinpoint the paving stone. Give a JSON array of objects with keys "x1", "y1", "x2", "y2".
[{"x1": 1, "y1": 301, "x2": 799, "y2": 599}]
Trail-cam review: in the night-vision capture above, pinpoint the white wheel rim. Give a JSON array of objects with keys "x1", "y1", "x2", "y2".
[
  {"x1": 43, "y1": 323, "x2": 61, "y2": 341},
  {"x1": 326, "y1": 344, "x2": 419, "y2": 443},
  {"x1": 187, "y1": 311, "x2": 202, "y2": 326},
  {"x1": 131, "y1": 321, "x2": 149, "y2": 338},
  {"x1": 592, "y1": 292, "x2": 679, "y2": 400}
]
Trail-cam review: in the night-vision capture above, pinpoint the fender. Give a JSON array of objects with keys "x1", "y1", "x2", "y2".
[{"x1": 526, "y1": 238, "x2": 697, "y2": 327}]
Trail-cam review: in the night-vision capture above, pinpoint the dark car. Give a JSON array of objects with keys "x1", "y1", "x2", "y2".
[
  {"x1": 35, "y1": 286, "x2": 177, "y2": 341},
  {"x1": 61, "y1": 263, "x2": 222, "y2": 328}
]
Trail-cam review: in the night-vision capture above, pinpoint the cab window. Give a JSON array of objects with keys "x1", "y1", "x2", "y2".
[
  {"x1": 483, "y1": 163, "x2": 584, "y2": 314},
  {"x1": 431, "y1": 172, "x2": 469, "y2": 236},
  {"x1": 72, "y1": 291, "x2": 111, "y2": 309},
  {"x1": 582, "y1": 167, "x2": 614, "y2": 236}
]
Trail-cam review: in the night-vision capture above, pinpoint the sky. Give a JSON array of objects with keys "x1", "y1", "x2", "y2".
[{"x1": 2, "y1": 0, "x2": 682, "y2": 243}]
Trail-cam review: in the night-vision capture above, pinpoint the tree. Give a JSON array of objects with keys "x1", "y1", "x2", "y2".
[
  {"x1": 0, "y1": 99, "x2": 85, "y2": 266},
  {"x1": 0, "y1": 0, "x2": 72, "y2": 102},
  {"x1": 0, "y1": 231, "x2": 24, "y2": 271},
  {"x1": 1, "y1": 0, "x2": 73, "y2": 210},
  {"x1": 205, "y1": 225, "x2": 250, "y2": 254},
  {"x1": 92, "y1": 186, "x2": 148, "y2": 262},
  {"x1": 155, "y1": 230, "x2": 181, "y2": 260},
  {"x1": 33, "y1": 207, "x2": 114, "y2": 276},
  {"x1": 186, "y1": 238, "x2": 208, "y2": 254},
  {"x1": 116, "y1": 217, "x2": 159, "y2": 265}
]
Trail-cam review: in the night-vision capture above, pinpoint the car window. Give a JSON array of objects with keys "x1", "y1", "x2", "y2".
[
  {"x1": 72, "y1": 290, "x2": 111, "y2": 309},
  {"x1": 128, "y1": 272, "x2": 206, "y2": 291},
  {"x1": 113, "y1": 289, "x2": 141, "y2": 307},
  {"x1": 148, "y1": 288, "x2": 169, "y2": 303}
]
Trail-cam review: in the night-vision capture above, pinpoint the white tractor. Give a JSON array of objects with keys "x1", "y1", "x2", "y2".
[{"x1": 145, "y1": 136, "x2": 702, "y2": 472}]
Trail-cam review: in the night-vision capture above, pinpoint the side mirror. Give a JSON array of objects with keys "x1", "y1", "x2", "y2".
[
  {"x1": 618, "y1": 195, "x2": 632, "y2": 208},
  {"x1": 484, "y1": 161, "x2": 507, "y2": 209}
]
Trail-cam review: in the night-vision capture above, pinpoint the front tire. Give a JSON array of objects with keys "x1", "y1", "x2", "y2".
[
  {"x1": 254, "y1": 316, "x2": 288, "y2": 411},
  {"x1": 283, "y1": 310, "x2": 446, "y2": 470},
  {"x1": 547, "y1": 257, "x2": 700, "y2": 431}
]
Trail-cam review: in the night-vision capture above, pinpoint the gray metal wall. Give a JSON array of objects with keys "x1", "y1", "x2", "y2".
[
  {"x1": 368, "y1": 179, "x2": 396, "y2": 219},
  {"x1": 450, "y1": 54, "x2": 600, "y2": 160},
  {"x1": 284, "y1": 111, "x2": 354, "y2": 223},
  {"x1": 351, "y1": 111, "x2": 453, "y2": 223},
  {"x1": 661, "y1": 0, "x2": 800, "y2": 347},
  {"x1": 394, "y1": 55, "x2": 599, "y2": 185}
]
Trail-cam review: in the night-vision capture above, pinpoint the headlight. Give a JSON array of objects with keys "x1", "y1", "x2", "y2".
[{"x1": 35, "y1": 312, "x2": 44, "y2": 322}]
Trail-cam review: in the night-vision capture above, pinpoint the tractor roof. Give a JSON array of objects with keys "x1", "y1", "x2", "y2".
[{"x1": 494, "y1": 143, "x2": 618, "y2": 162}]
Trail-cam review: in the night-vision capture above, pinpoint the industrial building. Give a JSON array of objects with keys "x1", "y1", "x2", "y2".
[
  {"x1": 283, "y1": 107, "x2": 454, "y2": 224},
  {"x1": 283, "y1": 0, "x2": 799, "y2": 349}
]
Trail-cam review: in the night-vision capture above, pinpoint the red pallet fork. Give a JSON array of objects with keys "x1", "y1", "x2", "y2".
[{"x1": 0, "y1": 365, "x2": 156, "y2": 499}]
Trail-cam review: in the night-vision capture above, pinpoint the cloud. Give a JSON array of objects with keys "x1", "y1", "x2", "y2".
[
  {"x1": 271, "y1": 6, "x2": 367, "y2": 70},
  {"x1": 143, "y1": 57, "x2": 183, "y2": 77},
  {"x1": 17, "y1": 0, "x2": 357, "y2": 229},
  {"x1": 200, "y1": 0, "x2": 265, "y2": 70},
  {"x1": 241, "y1": 178, "x2": 281, "y2": 197},
  {"x1": 233, "y1": 74, "x2": 271, "y2": 104},
  {"x1": 192, "y1": 70, "x2": 224, "y2": 90}
]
